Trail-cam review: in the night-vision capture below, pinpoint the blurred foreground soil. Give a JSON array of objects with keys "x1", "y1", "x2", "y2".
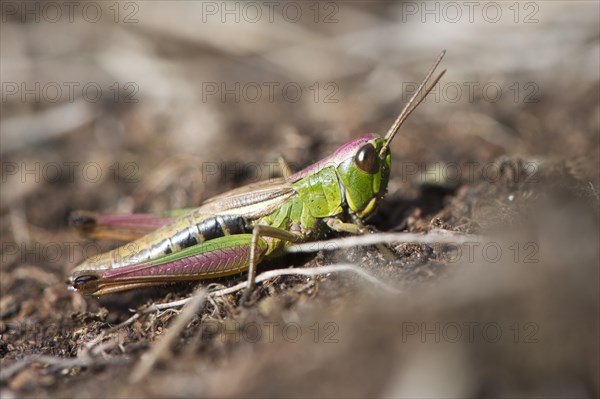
[{"x1": 1, "y1": 2, "x2": 599, "y2": 398}]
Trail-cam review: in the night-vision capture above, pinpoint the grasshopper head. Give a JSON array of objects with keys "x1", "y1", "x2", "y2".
[
  {"x1": 336, "y1": 135, "x2": 391, "y2": 218},
  {"x1": 336, "y1": 50, "x2": 447, "y2": 219},
  {"x1": 334, "y1": 50, "x2": 446, "y2": 218}
]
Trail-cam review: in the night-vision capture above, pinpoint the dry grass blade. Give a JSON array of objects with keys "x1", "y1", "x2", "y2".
[{"x1": 286, "y1": 231, "x2": 481, "y2": 253}]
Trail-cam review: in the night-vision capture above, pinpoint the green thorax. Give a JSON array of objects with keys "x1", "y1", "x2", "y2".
[{"x1": 263, "y1": 136, "x2": 392, "y2": 237}]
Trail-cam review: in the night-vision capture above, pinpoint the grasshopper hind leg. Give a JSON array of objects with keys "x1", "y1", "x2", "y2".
[{"x1": 69, "y1": 210, "x2": 176, "y2": 241}]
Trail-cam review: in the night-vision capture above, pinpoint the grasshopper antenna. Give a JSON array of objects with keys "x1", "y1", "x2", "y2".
[{"x1": 381, "y1": 50, "x2": 447, "y2": 155}]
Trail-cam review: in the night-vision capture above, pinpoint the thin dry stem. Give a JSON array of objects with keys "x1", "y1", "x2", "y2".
[{"x1": 286, "y1": 230, "x2": 482, "y2": 253}]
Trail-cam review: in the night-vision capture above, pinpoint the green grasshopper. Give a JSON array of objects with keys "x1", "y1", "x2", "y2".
[{"x1": 69, "y1": 51, "x2": 446, "y2": 296}]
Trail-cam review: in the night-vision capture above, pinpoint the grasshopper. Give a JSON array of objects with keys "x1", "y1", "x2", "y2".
[{"x1": 68, "y1": 51, "x2": 446, "y2": 296}]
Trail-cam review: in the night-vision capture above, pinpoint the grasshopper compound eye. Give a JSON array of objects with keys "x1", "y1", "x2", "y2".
[{"x1": 355, "y1": 144, "x2": 379, "y2": 174}]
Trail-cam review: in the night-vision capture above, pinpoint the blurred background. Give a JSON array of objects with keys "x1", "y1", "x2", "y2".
[{"x1": 1, "y1": 1, "x2": 599, "y2": 398}]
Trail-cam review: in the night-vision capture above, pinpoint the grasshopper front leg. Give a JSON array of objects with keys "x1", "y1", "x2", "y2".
[
  {"x1": 327, "y1": 217, "x2": 395, "y2": 260},
  {"x1": 326, "y1": 218, "x2": 366, "y2": 235}
]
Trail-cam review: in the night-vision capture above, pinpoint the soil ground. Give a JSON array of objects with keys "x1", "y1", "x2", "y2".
[{"x1": 1, "y1": 2, "x2": 599, "y2": 398}]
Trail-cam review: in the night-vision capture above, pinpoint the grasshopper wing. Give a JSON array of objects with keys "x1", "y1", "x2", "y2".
[{"x1": 194, "y1": 178, "x2": 296, "y2": 219}]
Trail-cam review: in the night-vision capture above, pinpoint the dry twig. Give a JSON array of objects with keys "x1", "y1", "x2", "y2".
[{"x1": 286, "y1": 230, "x2": 482, "y2": 253}]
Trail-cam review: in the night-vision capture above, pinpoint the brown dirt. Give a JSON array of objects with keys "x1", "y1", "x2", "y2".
[{"x1": 1, "y1": 2, "x2": 599, "y2": 398}]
